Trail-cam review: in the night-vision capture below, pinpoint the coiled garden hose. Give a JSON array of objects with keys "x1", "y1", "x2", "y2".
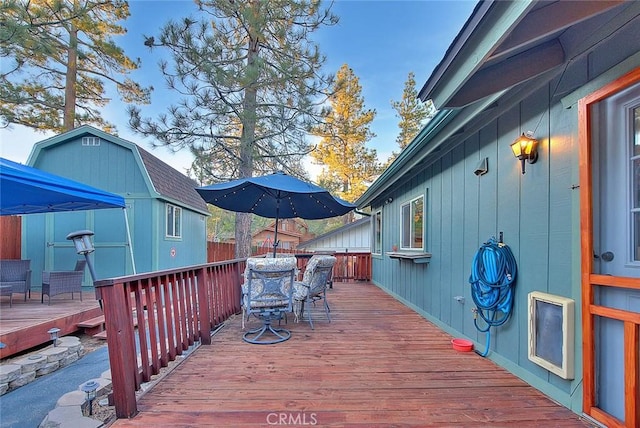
[{"x1": 468, "y1": 237, "x2": 517, "y2": 357}]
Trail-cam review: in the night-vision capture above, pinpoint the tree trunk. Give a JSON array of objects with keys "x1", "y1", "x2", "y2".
[
  {"x1": 63, "y1": 25, "x2": 78, "y2": 131},
  {"x1": 234, "y1": 25, "x2": 260, "y2": 259}
]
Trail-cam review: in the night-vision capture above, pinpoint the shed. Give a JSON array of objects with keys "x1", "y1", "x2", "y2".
[
  {"x1": 356, "y1": 2, "x2": 640, "y2": 426},
  {"x1": 23, "y1": 125, "x2": 209, "y2": 285},
  {"x1": 297, "y1": 217, "x2": 370, "y2": 253}
]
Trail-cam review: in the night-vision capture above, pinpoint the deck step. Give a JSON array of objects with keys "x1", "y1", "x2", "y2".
[
  {"x1": 84, "y1": 314, "x2": 139, "y2": 340},
  {"x1": 93, "y1": 330, "x2": 108, "y2": 340},
  {"x1": 77, "y1": 315, "x2": 105, "y2": 336}
]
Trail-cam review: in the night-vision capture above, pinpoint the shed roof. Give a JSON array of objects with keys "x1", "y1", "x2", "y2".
[{"x1": 137, "y1": 146, "x2": 208, "y2": 214}]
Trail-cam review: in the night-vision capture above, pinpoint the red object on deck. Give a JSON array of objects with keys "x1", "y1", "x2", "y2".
[{"x1": 451, "y1": 338, "x2": 474, "y2": 352}]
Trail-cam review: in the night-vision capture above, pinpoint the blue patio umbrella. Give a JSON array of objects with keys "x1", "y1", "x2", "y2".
[{"x1": 196, "y1": 171, "x2": 356, "y2": 255}]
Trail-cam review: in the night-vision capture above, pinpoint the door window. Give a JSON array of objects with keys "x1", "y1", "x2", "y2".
[{"x1": 633, "y1": 106, "x2": 640, "y2": 261}]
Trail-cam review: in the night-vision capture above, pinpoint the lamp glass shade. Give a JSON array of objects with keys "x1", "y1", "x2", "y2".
[
  {"x1": 523, "y1": 138, "x2": 538, "y2": 156},
  {"x1": 72, "y1": 235, "x2": 95, "y2": 254},
  {"x1": 81, "y1": 235, "x2": 94, "y2": 252},
  {"x1": 72, "y1": 237, "x2": 86, "y2": 253},
  {"x1": 510, "y1": 140, "x2": 523, "y2": 157},
  {"x1": 511, "y1": 134, "x2": 538, "y2": 159}
]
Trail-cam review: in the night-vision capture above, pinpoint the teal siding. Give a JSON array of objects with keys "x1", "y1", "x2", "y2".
[
  {"x1": 154, "y1": 200, "x2": 206, "y2": 270},
  {"x1": 32, "y1": 139, "x2": 149, "y2": 196},
  {"x1": 371, "y1": 78, "x2": 582, "y2": 409},
  {"x1": 24, "y1": 132, "x2": 207, "y2": 286}
]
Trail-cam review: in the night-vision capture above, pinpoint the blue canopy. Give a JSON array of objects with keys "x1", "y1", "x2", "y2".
[{"x1": 0, "y1": 157, "x2": 126, "y2": 216}]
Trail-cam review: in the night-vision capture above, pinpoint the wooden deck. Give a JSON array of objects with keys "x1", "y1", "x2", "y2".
[
  {"x1": 0, "y1": 290, "x2": 102, "y2": 358},
  {"x1": 111, "y1": 282, "x2": 594, "y2": 427}
]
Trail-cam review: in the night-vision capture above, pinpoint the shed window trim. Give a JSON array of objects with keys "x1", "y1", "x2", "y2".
[
  {"x1": 166, "y1": 203, "x2": 182, "y2": 238},
  {"x1": 400, "y1": 194, "x2": 424, "y2": 251},
  {"x1": 82, "y1": 136, "x2": 101, "y2": 146}
]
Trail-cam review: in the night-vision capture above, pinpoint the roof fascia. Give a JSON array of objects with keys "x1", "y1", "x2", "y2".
[{"x1": 419, "y1": 0, "x2": 534, "y2": 109}]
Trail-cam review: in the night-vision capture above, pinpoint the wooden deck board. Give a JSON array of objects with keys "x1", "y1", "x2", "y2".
[
  {"x1": 0, "y1": 290, "x2": 102, "y2": 358},
  {"x1": 111, "y1": 282, "x2": 594, "y2": 427}
]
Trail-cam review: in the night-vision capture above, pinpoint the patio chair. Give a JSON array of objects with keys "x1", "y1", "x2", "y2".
[
  {"x1": 41, "y1": 271, "x2": 84, "y2": 305},
  {"x1": 293, "y1": 255, "x2": 336, "y2": 329},
  {"x1": 0, "y1": 284, "x2": 13, "y2": 307},
  {"x1": 241, "y1": 256, "x2": 296, "y2": 344},
  {"x1": 74, "y1": 259, "x2": 87, "y2": 274},
  {"x1": 0, "y1": 259, "x2": 32, "y2": 305}
]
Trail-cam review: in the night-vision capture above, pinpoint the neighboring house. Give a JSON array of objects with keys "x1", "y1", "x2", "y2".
[
  {"x1": 252, "y1": 218, "x2": 314, "y2": 250},
  {"x1": 297, "y1": 217, "x2": 370, "y2": 253},
  {"x1": 24, "y1": 125, "x2": 209, "y2": 285},
  {"x1": 356, "y1": 2, "x2": 640, "y2": 427}
]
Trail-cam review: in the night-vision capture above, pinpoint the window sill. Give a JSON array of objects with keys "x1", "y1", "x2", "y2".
[{"x1": 386, "y1": 252, "x2": 432, "y2": 264}]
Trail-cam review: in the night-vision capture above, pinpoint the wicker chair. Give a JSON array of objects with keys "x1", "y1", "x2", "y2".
[
  {"x1": 41, "y1": 271, "x2": 84, "y2": 305},
  {"x1": 0, "y1": 259, "x2": 32, "y2": 306},
  {"x1": 293, "y1": 255, "x2": 336, "y2": 329},
  {"x1": 0, "y1": 284, "x2": 13, "y2": 307},
  {"x1": 74, "y1": 259, "x2": 87, "y2": 274},
  {"x1": 241, "y1": 256, "x2": 296, "y2": 344}
]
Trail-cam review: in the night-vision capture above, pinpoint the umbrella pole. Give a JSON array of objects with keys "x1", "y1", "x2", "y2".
[{"x1": 273, "y1": 199, "x2": 280, "y2": 257}]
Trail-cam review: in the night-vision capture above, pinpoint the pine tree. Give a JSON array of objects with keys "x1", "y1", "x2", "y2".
[
  {"x1": 386, "y1": 72, "x2": 435, "y2": 164},
  {"x1": 1, "y1": 0, "x2": 150, "y2": 132},
  {"x1": 129, "y1": 0, "x2": 337, "y2": 257},
  {"x1": 311, "y1": 64, "x2": 380, "y2": 204}
]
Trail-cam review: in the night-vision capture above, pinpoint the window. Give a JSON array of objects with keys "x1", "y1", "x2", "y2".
[
  {"x1": 166, "y1": 204, "x2": 182, "y2": 238},
  {"x1": 632, "y1": 105, "x2": 640, "y2": 260},
  {"x1": 82, "y1": 136, "x2": 101, "y2": 146},
  {"x1": 401, "y1": 195, "x2": 423, "y2": 250},
  {"x1": 372, "y1": 210, "x2": 382, "y2": 254}
]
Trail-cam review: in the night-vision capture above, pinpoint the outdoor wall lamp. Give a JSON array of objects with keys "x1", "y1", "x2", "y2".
[
  {"x1": 81, "y1": 380, "x2": 99, "y2": 415},
  {"x1": 47, "y1": 327, "x2": 60, "y2": 347},
  {"x1": 510, "y1": 132, "x2": 538, "y2": 174}
]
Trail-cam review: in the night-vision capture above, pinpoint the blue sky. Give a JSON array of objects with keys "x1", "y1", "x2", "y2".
[{"x1": 0, "y1": 0, "x2": 477, "y2": 176}]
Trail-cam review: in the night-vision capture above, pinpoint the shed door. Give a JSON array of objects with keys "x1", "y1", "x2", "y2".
[
  {"x1": 45, "y1": 207, "x2": 131, "y2": 280},
  {"x1": 590, "y1": 81, "x2": 640, "y2": 425}
]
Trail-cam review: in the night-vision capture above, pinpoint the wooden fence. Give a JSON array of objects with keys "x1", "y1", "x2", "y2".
[
  {"x1": 206, "y1": 242, "x2": 235, "y2": 262},
  {"x1": 0, "y1": 216, "x2": 21, "y2": 259}
]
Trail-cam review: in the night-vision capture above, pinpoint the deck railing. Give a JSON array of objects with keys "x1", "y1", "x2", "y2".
[
  {"x1": 95, "y1": 252, "x2": 370, "y2": 419},
  {"x1": 252, "y1": 250, "x2": 372, "y2": 282},
  {"x1": 95, "y1": 259, "x2": 244, "y2": 418}
]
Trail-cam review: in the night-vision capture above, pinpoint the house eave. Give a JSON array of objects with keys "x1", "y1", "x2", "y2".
[{"x1": 419, "y1": 0, "x2": 626, "y2": 109}]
